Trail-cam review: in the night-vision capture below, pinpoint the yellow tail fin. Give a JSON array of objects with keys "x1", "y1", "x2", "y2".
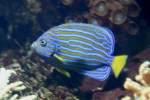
[{"x1": 111, "y1": 55, "x2": 128, "y2": 78}]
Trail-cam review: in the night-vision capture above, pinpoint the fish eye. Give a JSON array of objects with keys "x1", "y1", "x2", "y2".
[{"x1": 39, "y1": 39, "x2": 47, "y2": 47}]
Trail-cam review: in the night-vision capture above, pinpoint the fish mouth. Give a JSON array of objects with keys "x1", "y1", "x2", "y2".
[
  {"x1": 30, "y1": 42, "x2": 38, "y2": 55},
  {"x1": 31, "y1": 42, "x2": 37, "y2": 50}
]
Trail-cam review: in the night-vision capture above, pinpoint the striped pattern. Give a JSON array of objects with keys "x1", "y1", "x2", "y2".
[
  {"x1": 49, "y1": 23, "x2": 115, "y2": 80},
  {"x1": 52, "y1": 23, "x2": 115, "y2": 54},
  {"x1": 83, "y1": 65, "x2": 111, "y2": 80}
]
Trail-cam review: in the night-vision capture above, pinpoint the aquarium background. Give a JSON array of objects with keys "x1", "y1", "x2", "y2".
[{"x1": 0, "y1": 0, "x2": 150, "y2": 100}]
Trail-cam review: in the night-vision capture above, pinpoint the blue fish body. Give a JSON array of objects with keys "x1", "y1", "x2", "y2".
[{"x1": 31, "y1": 23, "x2": 115, "y2": 81}]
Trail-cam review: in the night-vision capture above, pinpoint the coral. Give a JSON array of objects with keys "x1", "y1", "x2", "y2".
[
  {"x1": 0, "y1": 49, "x2": 79, "y2": 100},
  {"x1": 136, "y1": 61, "x2": 150, "y2": 86},
  {"x1": 121, "y1": 96, "x2": 131, "y2": 100},
  {"x1": 0, "y1": 68, "x2": 16, "y2": 90},
  {"x1": 0, "y1": 67, "x2": 37, "y2": 100},
  {"x1": 85, "y1": 0, "x2": 141, "y2": 35},
  {"x1": 122, "y1": 61, "x2": 150, "y2": 100}
]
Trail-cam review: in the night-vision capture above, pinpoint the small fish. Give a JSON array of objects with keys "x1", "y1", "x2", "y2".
[{"x1": 31, "y1": 23, "x2": 128, "y2": 81}]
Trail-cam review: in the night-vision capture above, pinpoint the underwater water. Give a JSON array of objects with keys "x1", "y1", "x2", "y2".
[{"x1": 0, "y1": 0, "x2": 150, "y2": 100}]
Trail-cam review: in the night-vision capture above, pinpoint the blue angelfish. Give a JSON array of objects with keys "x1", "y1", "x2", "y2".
[{"x1": 31, "y1": 23, "x2": 128, "y2": 81}]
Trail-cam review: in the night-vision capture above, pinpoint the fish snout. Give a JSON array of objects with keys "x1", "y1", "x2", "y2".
[{"x1": 31, "y1": 42, "x2": 38, "y2": 50}]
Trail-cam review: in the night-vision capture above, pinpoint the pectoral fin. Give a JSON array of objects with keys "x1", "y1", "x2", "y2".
[
  {"x1": 55, "y1": 67, "x2": 71, "y2": 78},
  {"x1": 54, "y1": 54, "x2": 65, "y2": 62},
  {"x1": 53, "y1": 54, "x2": 70, "y2": 77}
]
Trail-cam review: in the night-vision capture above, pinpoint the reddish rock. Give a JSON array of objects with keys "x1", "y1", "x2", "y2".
[{"x1": 92, "y1": 88, "x2": 130, "y2": 100}]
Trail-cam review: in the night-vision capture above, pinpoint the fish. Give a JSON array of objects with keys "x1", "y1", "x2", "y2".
[{"x1": 31, "y1": 23, "x2": 128, "y2": 81}]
